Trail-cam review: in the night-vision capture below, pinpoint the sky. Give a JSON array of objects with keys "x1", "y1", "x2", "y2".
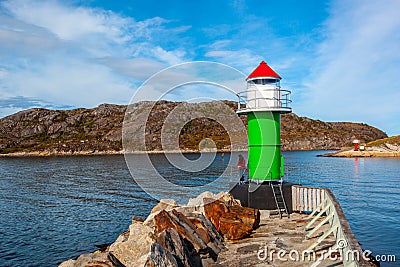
[{"x1": 0, "y1": 0, "x2": 399, "y2": 135}]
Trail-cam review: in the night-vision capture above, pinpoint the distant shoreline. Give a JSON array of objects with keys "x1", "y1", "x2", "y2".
[
  {"x1": 0, "y1": 148, "x2": 332, "y2": 157},
  {"x1": 0, "y1": 149, "x2": 239, "y2": 157},
  {"x1": 321, "y1": 149, "x2": 400, "y2": 157}
]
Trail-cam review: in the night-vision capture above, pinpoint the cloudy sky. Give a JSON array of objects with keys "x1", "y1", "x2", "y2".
[{"x1": 0, "y1": 0, "x2": 399, "y2": 135}]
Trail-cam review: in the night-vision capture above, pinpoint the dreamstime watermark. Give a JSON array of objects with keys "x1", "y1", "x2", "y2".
[{"x1": 257, "y1": 239, "x2": 396, "y2": 263}]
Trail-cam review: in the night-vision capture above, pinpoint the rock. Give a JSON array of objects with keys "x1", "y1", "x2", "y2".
[
  {"x1": 215, "y1": 192, "x2": 241, "y2": 206},
  {"x1": 156, "y1": 229, "x2": 193, "y2": 267},
  {"x1": 108, "y1": 252, "x2": 126, "y2": 267},
  {"x1": 154, "y1": 210, "x2": 208, "y2": 253},
  {"x1": 108, "y1": 221, "x2": 154, "y2": 266},
  {"x1": 63, "y1": 253, "x2": 113, "y2": 267},
  {"x1": 186, "y1": 213, "x2": 225, "y2": 254},
  {"x1": 203, "y1": 199, "x2": 229, "y2": 232},
  {"x1": 218, "y1": 213, "x2": 253, "y2": 240},
  {"x1": 144, "y1": 199, "x2": 178, "y2": 227},
  {"x1": 203, "y1": 199, "x2": 260, "y2": 240},
  {"x1": 150, "y1": 199, "x2": 178, "y2": 215},
  {"x1": 153, "y1": 209, "x2": 227, "y2": 265},
  {"x1": 145, "y1": 243, "x2": 179, "y2": 267},
  {"x1": 386, "y1": 143, "x2": 400, "y2": 151},
  {"x1": 228, "y1": 205, "x2": 260, "y2": 230},
  {"x1": 186, "y1": 192, "x2": 241, "y2": 215},
  {"x1": 58, "y1": 259, "x2": 75, "y2": 267},
  {"x1": 132, "y1": 216, "x2": 145, "y2": 224},
  {"x1": 186, "y1": 191, "x2": 217, "y2": 213}
]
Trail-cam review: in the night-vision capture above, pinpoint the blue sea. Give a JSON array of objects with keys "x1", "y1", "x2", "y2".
[{"x1": 0, "y1": 151, "x2": 399, "y2": 266}]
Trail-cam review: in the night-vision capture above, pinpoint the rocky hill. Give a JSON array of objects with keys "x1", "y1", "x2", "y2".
[
  {"x1": 281, "y1": 114, "x2": 387, "y2": 150},
  {"x1": 0, "y1": 101, "x2": 387, "y2": 155},
  {"x1": 366, "y1": 135, "x2": 400, "y2": 151}
]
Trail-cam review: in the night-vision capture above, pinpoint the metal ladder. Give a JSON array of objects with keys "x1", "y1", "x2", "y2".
[{"x1": 270, "y1": 180, "x2": 289, "y2": 219}]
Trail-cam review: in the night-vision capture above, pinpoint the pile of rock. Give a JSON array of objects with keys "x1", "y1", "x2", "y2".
[{"x1": 59, "y1": 192, "x2": 260, "y2": 267}]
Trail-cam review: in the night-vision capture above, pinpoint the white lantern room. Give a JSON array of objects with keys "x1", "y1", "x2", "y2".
[{"x1": 237, "y1": 61, "x2": 291, "y2": 114}]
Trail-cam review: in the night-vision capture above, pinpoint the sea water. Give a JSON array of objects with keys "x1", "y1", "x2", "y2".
[{"x1": 0, "y1": 151, "x2": 398, "y2": 266}]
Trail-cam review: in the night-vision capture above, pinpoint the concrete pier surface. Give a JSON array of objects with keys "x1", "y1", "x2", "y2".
[{"x1": 215, "y1": 212, "x2": 342, "y2": 267}]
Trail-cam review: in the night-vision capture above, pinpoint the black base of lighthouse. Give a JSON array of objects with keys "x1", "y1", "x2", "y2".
[{"x1": 229, "y1": 181, "x2": 294, "y2": 212}]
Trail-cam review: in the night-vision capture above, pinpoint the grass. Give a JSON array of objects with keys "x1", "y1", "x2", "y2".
[{"x1": 367, "y1": 135, "x2": 400, "y2": 147}]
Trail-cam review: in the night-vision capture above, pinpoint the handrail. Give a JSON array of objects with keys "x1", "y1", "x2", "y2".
[
  {"x1": 292, "y1": 185, "x2": 326, "y2": 212},
  {"x1": 236, "y1": 88, "x2": 292, "y2": 112},
  {"x1": 292, "y1": 185, "x2": 370, "y2": 267}
]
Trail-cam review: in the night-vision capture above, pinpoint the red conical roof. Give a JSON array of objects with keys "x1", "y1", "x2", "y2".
[{"x1": 247, "y1": 61, "x2": 281, "y2": 80}]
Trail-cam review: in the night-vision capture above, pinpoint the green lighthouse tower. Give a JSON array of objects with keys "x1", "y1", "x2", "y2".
[{"x1": 237, "y1": 61, "x2": 292, "y2": 181}]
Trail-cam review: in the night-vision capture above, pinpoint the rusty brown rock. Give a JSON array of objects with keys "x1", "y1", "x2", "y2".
[
  {"x1": 229, "y1": 205, "x2": 260, "y2": 230},
  {"x1": 203, "y1": 198, "x2": 260, "y2": 240},
  {"x1": 203, "y1": 199, "x2": 229, "y2": 231},
  {"x1": 153, "y1": 210, "x2": 208, "y2": 253},
  {"x1": 218, "y1": 213, "x2": 253, "y2": 240},
  {"x1": 186, "y1": 214, "x2": 225, "y2": 257}
]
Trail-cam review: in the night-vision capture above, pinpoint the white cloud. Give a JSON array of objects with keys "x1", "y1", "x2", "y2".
[
  {"x1": 101, "y1": 58, "x2": 166, "y2": 81},
  {"x1": 202, "y1": 17, "x2": 314, "y2": 84},
  {"x1": 151, "y1": 46, "x2": 186, "y2": 66},
  {"x1": 0, "y1": 107, "x2": 24, "y2": 118},
  {"x1": 0, "y1": 0, "x2": 192, "y2": 118},
  {"x1": 2, "y1": 0, "x2": 129, "y2": 42},
  {"x1": 0, "y1": 68, "x2": 7, "y2": 79},
  {"x1": 205, "y1": 40, "x2": 263, "y2": 74},
  {"x1": 2, "y1": 58, "x2": 133, "y2": 107},
  {"x1": 298, "y1": 0, "x2": 400, "y2": 135},
  {"x1": 0, "y1": 1, "x2": 188, "y2": 60}
]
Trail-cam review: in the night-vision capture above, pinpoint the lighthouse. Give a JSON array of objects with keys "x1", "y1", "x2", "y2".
[
  {"x1": 230, "y1": 60, "x2": 292, "y2": 217},
  {"x1": 237, "y1": 61, "x2": 291, "y2": 181}
]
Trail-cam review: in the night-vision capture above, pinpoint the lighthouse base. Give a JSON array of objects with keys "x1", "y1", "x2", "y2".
[{"x1": 229, "y1": 182, "x2": 294, "y2": 212}]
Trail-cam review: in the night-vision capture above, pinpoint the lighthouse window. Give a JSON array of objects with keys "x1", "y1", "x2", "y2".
[
  {"x1": 262, "y1": 79, "x2": 276, "y2": 84},
  {"x1": 251, "y1": 79, "x2": 278, "y2": 85}
]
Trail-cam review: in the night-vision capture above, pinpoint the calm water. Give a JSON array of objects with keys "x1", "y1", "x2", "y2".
[{"x1": 0, "y1": 151, "x2": 399, "y2": 266}]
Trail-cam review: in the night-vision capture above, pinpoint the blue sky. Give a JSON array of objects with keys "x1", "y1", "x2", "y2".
[{"x1": 0, "y1": 0, "x2": 399, "y2": 135}]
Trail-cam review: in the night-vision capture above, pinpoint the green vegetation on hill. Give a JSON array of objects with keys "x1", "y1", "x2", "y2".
[{"x1": 366, "y1": 135, "x2": 400, "y2": 149}]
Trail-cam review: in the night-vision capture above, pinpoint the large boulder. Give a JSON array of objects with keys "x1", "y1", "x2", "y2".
[
  {"x1": 203, "y1": 199, "x2": 260, "y2": 240},
  {"x1": 202, "y1": 198, "x2": 228, "y2": 231},
  {"x1": 153, "y1": 209, "x2": 226, "y2": 266},
  {"x1": 108, "y1": 221, "x2": 154, "y2": 266},
  {"x1": 156, "y1": 229, "x2": 194, "y2": 267},
  {"x1": 144, "y1": 199, "x2": 178, "y2": 227},
  {"x1": 186, "y1": 192, "x2": 241, "y2": 215},
  {"x1": 186, "y1": 191, "x2": 218, "y2": 213},
  {"x1": 58, "y1": 252, "x2": 113, "y2": 267},
  {"x1": 185, "y1": 213, "x2": 225, "y2": 255},
  {"x1": 154, "y1": 210, "x2": 208, "y2": 253}
]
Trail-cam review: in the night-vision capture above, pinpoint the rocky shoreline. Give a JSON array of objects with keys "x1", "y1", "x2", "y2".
[
  {"x1": 321, "y1": 142, "x2": 400, "y2": 157},
  {"x1": 0, "y1": 150, "x2": 124, "y2": 157},
  {"x1": 59, "y1": 192, "x2": 260, "y2": 267},
  {"x1": 322, "y1": 149, "x2": 400, "y2": 157},
  {"x1": 0, "y1": 149, "x2": 241, "y2": 157}
]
